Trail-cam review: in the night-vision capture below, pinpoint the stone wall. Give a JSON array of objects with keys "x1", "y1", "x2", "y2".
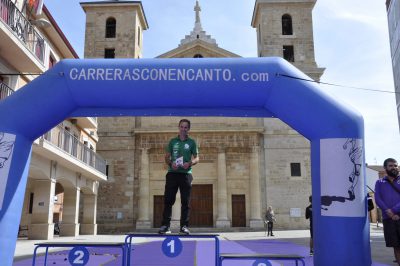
[
  {"x1": 96, "y1": 133, "x2": 135, "y2": 233},
  {"x1": 263, "y1": 119, "x2": 311, "y2": 229}
]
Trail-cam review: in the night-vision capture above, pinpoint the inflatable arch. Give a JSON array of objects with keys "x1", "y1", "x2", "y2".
[{"x1": 0, "y1": 57, "x2": 370, "y2": 265}]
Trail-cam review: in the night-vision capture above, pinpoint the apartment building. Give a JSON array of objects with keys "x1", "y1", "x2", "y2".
[
  {"x1": 386, "y1": 0, "x2": 400, "y2": 131},
  {"x1": 0, "y1": 0, "x2": 107, "y2": 239}
]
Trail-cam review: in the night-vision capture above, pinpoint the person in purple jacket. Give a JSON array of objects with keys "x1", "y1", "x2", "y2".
[{"x1": 374, "y1": 158, "x2": 400, "y2": 265}]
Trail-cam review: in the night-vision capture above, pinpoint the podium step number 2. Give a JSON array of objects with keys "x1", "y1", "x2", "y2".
[{"x1": 68, "y1": 246, "x2": 90, "y2": 266}]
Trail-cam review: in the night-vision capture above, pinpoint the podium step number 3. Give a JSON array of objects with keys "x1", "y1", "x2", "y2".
[{"x1": 253, "y1": 260, "x2": 272, "y2": 266}]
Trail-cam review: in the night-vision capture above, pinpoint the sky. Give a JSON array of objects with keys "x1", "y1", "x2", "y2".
[{"x1": 44, "y1": 0, "x2": 400, "y2": 165}]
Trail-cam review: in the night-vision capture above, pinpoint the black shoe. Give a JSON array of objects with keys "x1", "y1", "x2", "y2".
[
  {"x1": 270, "y1": 234, "x2": 274, "y2": 236},
  {"x1": 180, "y1": 226, "x2": 190, "y2": 235},
  {"x1": 310, "y1": 250, "x2": 314, "y2": 256},
  {"x1": 158, "y1": 225, "x2": 171, "y2": 234}
]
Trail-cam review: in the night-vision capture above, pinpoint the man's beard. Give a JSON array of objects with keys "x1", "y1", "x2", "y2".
[{"x1": 387, "y1": 168, "x2": 399, "y2": 178}]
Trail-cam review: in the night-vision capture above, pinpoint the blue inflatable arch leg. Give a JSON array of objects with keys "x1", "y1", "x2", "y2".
[
  {"x1": 311, "y1": 140, "x2": 371, "y2": 266},
  {"x1": 0, "y1": 134, "x2": 32, "y2": 266}
]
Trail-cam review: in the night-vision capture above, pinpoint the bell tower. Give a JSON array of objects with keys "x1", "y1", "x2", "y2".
[
  {"x1": 251, "y1": 0, "x2": 324, "y2": 81},
  {"x1": 80, "y1": 1, "x2": 149, "y2": 233},
  {"x1": 81, "y1": 1, "x2": 148, "y2": 59}
]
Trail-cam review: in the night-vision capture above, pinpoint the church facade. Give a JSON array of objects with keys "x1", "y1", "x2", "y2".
[{"x1": 81, "y1": 0, "x2": 324, "y2": 233}]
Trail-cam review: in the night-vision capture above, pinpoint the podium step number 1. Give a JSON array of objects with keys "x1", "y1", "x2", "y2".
[
  {"x1": 162, "y1": 236, "x2": 183, "y2": 258},
  {"x1": 124, "y1": 233, "x2": 220, "y2": 266}
]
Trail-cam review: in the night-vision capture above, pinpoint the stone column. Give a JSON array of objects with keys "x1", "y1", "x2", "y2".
[
  {"x1": 249, "y1": 146, "x2": 263, "y2": 228},
  {"x1": 170, "y1": 194, "x2": 181, "y2": 230},
  {"x1": 29, "y1": 178, "x2": 56, "y2": 240},
  {"x1": 60, "y1": 176, "x2": 80, "y2": 237},
  {"x1": 136, "y1": 148, "x2": 151, "y2": 229},
  {"x1": 216, "y1": 147, "x2": 230, "y2": 228},
  {"x1": 80, "y1": 193, "x2": 97, "y2": 235}
]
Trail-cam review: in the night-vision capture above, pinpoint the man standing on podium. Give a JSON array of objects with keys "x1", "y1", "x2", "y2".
[{"x1": 158, "y1": 119, "x2": 199, "y2": 235}]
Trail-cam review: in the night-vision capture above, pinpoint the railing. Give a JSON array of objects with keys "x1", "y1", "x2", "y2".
[
  {"x1": 89, "y1": 117, "x2": 97, "y2": 125},
  {"x1": 0, "y1": 81, "x2": 14, "y2": 100},
  {"x1": 0, "y1": 0, "x2": 45, "y2": 63},
  {"x1": 42, "y1": 125, "x2": 107, "y2": 175}
]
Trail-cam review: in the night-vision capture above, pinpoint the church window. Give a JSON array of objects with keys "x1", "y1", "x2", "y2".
[
  {"x1": 283, "y1": 45, "x2": 294, "y2": 62},
  {"x1": 290, "y1": 163, "x2": 301, "y2": 176},
  {"x1": 282, "y1": 14, "x2": 293, "y2": 35},
  {"x1": 104, "y1": 48, "x2": 115, "y2": 58},
  {"x1": 194, "y1": 54, "x2": 203, "y2": 58},
  {"x1": 105, "y1": 17, "x2": 116, "y2": 38}
]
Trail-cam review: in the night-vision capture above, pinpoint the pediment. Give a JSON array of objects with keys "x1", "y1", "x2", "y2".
[{"x1": 157, "y1": 39, "x2": 241, "y2": 58}]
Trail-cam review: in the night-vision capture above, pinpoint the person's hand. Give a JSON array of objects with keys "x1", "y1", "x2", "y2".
[
  {"x1": 386, "y1": 209, "x2": 395, "y2": 218},
  {"x1": 182, "y1": 162, "x2": 191, "y2": 169},
  {"x1": 171, "y1": 162, "x2": 179, "y2": 170},
  {"x1": 392, "y1": 214, "x2": 400, "y2": 221}
]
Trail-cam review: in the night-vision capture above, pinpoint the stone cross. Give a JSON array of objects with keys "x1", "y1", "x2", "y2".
[{"x1": 194, "y1": 0, "x2": 201, "y2": 24}]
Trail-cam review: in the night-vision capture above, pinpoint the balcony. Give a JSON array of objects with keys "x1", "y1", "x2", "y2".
[
  {"x1": 0, "y1": 81, "x2": 14, "y2": 100},
  {"x1": 70, "y1": 117, "x2": 98, "y2": 129},
  {"x1": 33, "y1": 125, "x2": 107, "y2": 181},
  {"x1": 0, "y1": 0, "x2": 46, "y2": 72}
]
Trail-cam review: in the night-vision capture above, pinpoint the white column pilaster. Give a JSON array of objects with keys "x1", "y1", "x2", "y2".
[
  {"x1": 80, "y1": 193, "x2": 97, "y2": 235},
  {"x1": 136, "y1": 148, "x2": 151, "y2": 229},
  {"x1": 249, "y1": 146, "x2": 263, "y2": 228},
  {"x1": 59, "y1": 173, "x2": 80, "y2": 236},
  {"x1": 29, "y1": 177, "x2": 56, "y2": 240},
  {"x1": 170, "y1": 194, "x2": 181, "y2": 230},
  {"x1": 216, "y1": 147, "x2": 230, "y2": 228}
]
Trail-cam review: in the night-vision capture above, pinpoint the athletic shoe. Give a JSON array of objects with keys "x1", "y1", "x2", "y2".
[
  {"x1": 180, "y1": 226, "x2": 190, "y2": 235},
  {"x1": 158, "y1": 225, "x2": 171, "y2": 234}
]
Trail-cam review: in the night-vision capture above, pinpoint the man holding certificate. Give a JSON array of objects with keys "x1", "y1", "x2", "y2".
[{"x1": 158, "y1": 119, "x2": 199, "y2": 235}]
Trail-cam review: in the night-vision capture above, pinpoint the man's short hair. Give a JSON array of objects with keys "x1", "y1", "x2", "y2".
[
  {"x1": 179, "y1": 119, "x2": 191, "y2": 129},
  {"x1": 383, "y1": 158, "x2": 397, "y2": 167}
]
